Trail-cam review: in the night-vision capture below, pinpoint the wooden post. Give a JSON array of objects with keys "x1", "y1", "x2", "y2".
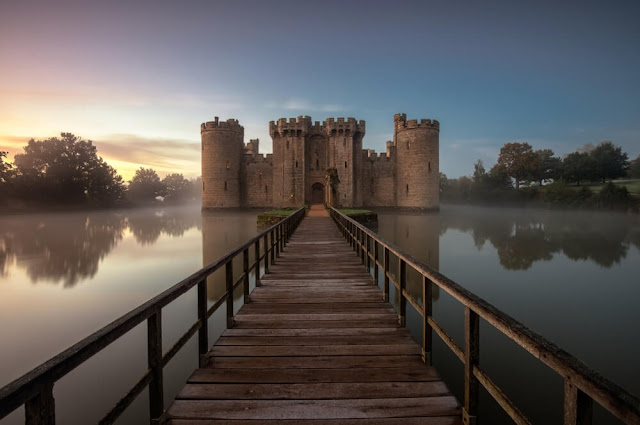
[
  {"x1": 270, "y1": 230, "x2": 275, "y2": 265},
  {"x1": 243, "y1": 248, "x2": 250, "y2": 303},
  {"x1": 264, "y1": 235, "x2": 270, "y2": 273},
  {"x1": 422, "y1": 276, "x2": 433, "y2": 365},
  {"x1": 366, "y1": 234, "x2": 371, "y2": 273},
  {"x1": 383, "y1": 247, "x2": 390, "y2": 302},
  {"x1": 463, "y1": 307, "x2": 479, "y2": 425},
  {"x1": 360, "y1": 230, "x2": 365, "y2": 265},
  {"x1": 254, "y1": 240, "x2": 261, "y2": 287},
  {"x1": 25, "y1": 383, "x2": 55, "y2": 425},
  {"x1": 275, "y1": 227, "x2": 281, "y2": 258},
  {"x1": 283, "y1": 221, "x2": 288, "y2": 248},
  {"x1": 226, "y1": 260, "x2": 234, "y2": 329},
  {"x1": 147, "y1": 311, "x2": 164, "y2": 424},
  {"x1": 197, "y1": 279, "x2": 208, "y2": 367},
  {"x1": 279, "y1": 224, "x2": 284, "y2": 252},
  {"x1": 374, "y1": 241, "x2": 379, "y2": 286},
  {"x1": 398, "y1": 259, "x2": 406, "y2": 327},
  {"x1": 564, "y1": 379, "x2": 593, "y2": 425}
]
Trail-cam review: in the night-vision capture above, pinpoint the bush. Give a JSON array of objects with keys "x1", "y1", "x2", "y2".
[{"x1": 595, "y1": 183, "x2": 630, "y2": 209}]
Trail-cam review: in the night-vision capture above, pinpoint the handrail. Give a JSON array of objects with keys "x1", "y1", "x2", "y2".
[
  {"x1": 0, "y1": 207, "x2": 306, "y2": 425},
  {"x1": 329, "y1": 207, "x2": 640, "y2": 425}
]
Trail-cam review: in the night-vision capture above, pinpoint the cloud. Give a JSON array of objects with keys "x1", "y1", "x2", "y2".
[
  {"x1": 0, "y1": 87, "x2": 243, "y2": 110},
  {"x1": 94, "y1": 134, "x2": 200, "y2": 178},
  {"x1": 266, "y1": 98, "x2": 347, "y2": 113}
]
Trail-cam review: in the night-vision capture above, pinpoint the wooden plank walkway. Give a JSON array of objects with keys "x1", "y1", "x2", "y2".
[{"x1": 166, "y1": 208, "x2": 461, "y2": 424}]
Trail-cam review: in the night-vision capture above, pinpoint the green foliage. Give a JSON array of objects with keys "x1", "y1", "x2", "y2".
[
  {"x1": 325, "y1": 167, "x2": 340, "y2": 191},
  {"x1": 562, "y1": 151, "x2": 597, "y2": 185},
  {"x1": 495, "y1": 142, "x2": 538, "y2": 189},
  {"x1": 0, "y1": 151, "x2": 12, "y2": 184},
  {"x1": 530, "y1": 149, "x2": 562, "y2": 185},
  {"x1": 627, "y1": 155, "x2": 640, "y2": 179},
  {"x1": 590, "y1": 141, "x2": 629, "y2": 183},
  {"x1": 595, "y1": 182, "x2": 630, "y2": 209},
  {"x1": 128, "y1": 168, "x2": 165, "y2": 203},
  {"x1": 12, "y1": 133, "x2": 125, "y2": 206},
  {"x1": 162, "y1": 173, "x2": 192, "y2": 203}
]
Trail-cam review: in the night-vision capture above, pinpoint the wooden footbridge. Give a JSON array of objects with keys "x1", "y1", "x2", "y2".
[{"x1": 1, "y1": 205, "x2": 639, "y2": 425}]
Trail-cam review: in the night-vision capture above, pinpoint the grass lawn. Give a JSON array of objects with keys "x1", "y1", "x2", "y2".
[
  {"x1": 337, "y1": 209, "x2": 374, "y2": 215},
  {"x1": 566, "y1": 179, "x2": 640, "y2": 196}
]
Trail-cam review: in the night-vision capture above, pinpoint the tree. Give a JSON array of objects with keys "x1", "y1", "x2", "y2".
[
  {"x1": 530, "y1": 149, "x2": 562, "y2": 185},
  {"x1": 162, "y1": 173, "x2": 192, "y2": 203},
  {"x1": 629, "y1": 155, "x2": 640, "y2": 179},
  {"x1": 562, "y1": 152, "x2": 596, "y2": 185},
  {"x1": 472, "y1": 159, "x2": 486, "y2": 184},
  {"x1": 128, "y1": 168, "x2": 165, "y2": 203},
  {"x1": 12, "y1": 133, "x2": 125, "y2": 205},
  {"x1": 590, "y1": 141, "x2": 629, "y2": 183},
  {"x1": 0, "y1": 151, "x2": 13, "y2": 203},
  {"x1": 495, "y1": 142, "x2": 538, "y2": 189}
]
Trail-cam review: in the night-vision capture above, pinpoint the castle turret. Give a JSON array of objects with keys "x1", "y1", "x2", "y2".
[
  {"x1": 324, "y1": 118, "x2": 366, "y2": 207},
  {"x1": 201, "y1": 117, "x2": 244, "y2": 208},
  {"x1": 269, "y1": 116, "x2": 311, "y2": 207},
  {"x1": 394, "y1": 113, "x2": 439, "y2": 209}
]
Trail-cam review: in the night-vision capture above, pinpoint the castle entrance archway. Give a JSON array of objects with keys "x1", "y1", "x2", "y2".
[{"x1": 311, "y1": 183, "x2": 325, "y2": 204}]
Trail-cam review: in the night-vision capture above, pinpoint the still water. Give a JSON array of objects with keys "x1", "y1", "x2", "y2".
[{"x1": 0, "y1": 204, "x2": 638, "y2": 424}]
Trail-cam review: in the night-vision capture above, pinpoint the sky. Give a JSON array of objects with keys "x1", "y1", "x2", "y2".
[{"x1": 1, "y1": 0, "x2": 639, "y2": 180}]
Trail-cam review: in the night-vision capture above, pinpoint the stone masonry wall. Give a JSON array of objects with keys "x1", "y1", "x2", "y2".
[{"x1": 243, "y1": 154, "x2": 273, "y2": 207}]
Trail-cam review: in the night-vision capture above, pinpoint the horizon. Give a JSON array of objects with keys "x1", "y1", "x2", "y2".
[{"x1": 1, "y1": 0, "x2": 639, "y2": 181}]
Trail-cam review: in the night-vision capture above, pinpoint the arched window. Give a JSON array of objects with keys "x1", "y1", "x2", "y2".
[
  {"x1": 406, "y1": 184, "x2": 409, "y2": 194},
  {"x1": 316, "y1": 159, "x2": 319, "y2": 169},
  {"x1": 202, "y1": 181, "x2": 205, "y2": 190},
  {"x1": 407, "y1": 141, "x2": 411, "y2": 149},
  {"x1": 295, "y1": 161, "x2": 298, "y2": 168},
  {"x1": 286, "y1": 140, "x2": 290, "y2": 149},
  {"x1": 226, "y1": 160, "x2": 230, "y2": 169},
  {"x1": 224, "y1": 181, "x2": 228, "y2": 191},
  {"x1": 265, "y1": 185, "x2": 268, "y2": 194},
  {"x1": 343, "y1": 138, "x2": 346, "y2": 147},
  {"x1": 344, "y1": 161, "x2": 347, "y2": 168},
  {"x1": 428, "y1": 161, "x2": 431, "y2": 172}
]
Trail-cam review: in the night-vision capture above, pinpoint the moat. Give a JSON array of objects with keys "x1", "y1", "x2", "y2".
[{"x1": 1, "y1": 205, "x2": 638, "y2": 424}]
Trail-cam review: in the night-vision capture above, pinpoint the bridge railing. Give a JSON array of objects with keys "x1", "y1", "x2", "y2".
[
  {"x1": 0, "y1": 207, "x2": 306, "y2": 425},
  {"x1": 329, "y1": 207, "x2": 640, "y2": 425}
]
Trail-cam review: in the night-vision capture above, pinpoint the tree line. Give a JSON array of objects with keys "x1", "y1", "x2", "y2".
[
  {"x1": 0, "y1": 133, "x2": 201, "y2": 208},
  {"x1": 441, "y1": 141, "x2": 639, "y2": 209}
]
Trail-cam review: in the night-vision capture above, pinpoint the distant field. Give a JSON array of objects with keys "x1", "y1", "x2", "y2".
[{"x1": 570, "y1": 179, "x2": 640, "y2": 196}]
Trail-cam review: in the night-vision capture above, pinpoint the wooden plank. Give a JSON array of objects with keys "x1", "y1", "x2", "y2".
[
  {"x1": 167, "y1": 397, "x2": 460, "y2": 419},
  {"x1": 215, "y1": 335, "x2": 414, "y2": 346},
  {"x1": 233, "y1": 314, "x2": 393, "y2": 322},
  {"x1": 232, "y1": 319, "x2": 398, "y2": 329},
  {"x1": 222, "y1": 328, "x2": 411, "y2": 337},
  {"x1": 239, "y1": 304, "x2": 393, "y2": 313},
  {"x1": 168, "y1": 417, "x2": 463, "y2": 425},
  {"x1": 205, "y1": 355, "x2": 424, "y2": 369},
  {"x1": 189, "y1": 366, "x2": 442, "y2": 383},
  {"x1": 209, "y1": 344, "x2": 421, "y2": 357},
  {"x1": 177, "y1": 381, "x2": 452, "y2": 400}
]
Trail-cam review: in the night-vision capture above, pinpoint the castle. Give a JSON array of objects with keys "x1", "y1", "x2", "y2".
[{"x1": 201, "y1": 113, "x2": 439, "y2": 209}]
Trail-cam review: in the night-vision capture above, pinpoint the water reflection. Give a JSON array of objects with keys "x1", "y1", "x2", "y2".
[
  {"x1": 0, "y1": 207, "x2": 201, "y2": 287},
  {"x1": 438, "y1": 206, "x2": 638, "y2": 270}
]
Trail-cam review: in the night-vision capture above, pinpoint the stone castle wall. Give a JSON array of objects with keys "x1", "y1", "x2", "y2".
[{"x1": 201, "y1": 114, "x2": 439, "y2": 210}]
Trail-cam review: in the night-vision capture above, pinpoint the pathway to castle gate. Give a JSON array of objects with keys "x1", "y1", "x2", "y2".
[{"x1": 166, "y1": 207, "x2": 461, "y2": 424}]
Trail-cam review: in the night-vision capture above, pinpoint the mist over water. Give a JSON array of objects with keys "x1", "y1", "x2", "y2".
[{"x1": 0, "y1": 204, "x2": 638, "y2": 424}]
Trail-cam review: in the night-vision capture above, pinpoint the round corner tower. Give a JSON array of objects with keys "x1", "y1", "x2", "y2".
[
  {"x1": 201, "y1": 117, "x2": 244, "y2": 208},
  {"x1": 394, "y1": 113, "x2": 440, "y2": 210}
]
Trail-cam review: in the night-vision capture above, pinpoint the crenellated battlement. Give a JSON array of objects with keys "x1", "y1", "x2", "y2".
[
  {"x1": 201, "y1": 117, "x2": 244, "y2": 132},
  {"x1": 243, "y1": 153, "x2": 274, "y2": 165},
  {"x1": 269, "y1": 115, "x2": 312, "y2": 136},
  {"x1": 394, "y1": 113, "x2": 439, "y2": 132},
  {"x1": 324, "y1": 117, "x2": 366, "y2": 135}
]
